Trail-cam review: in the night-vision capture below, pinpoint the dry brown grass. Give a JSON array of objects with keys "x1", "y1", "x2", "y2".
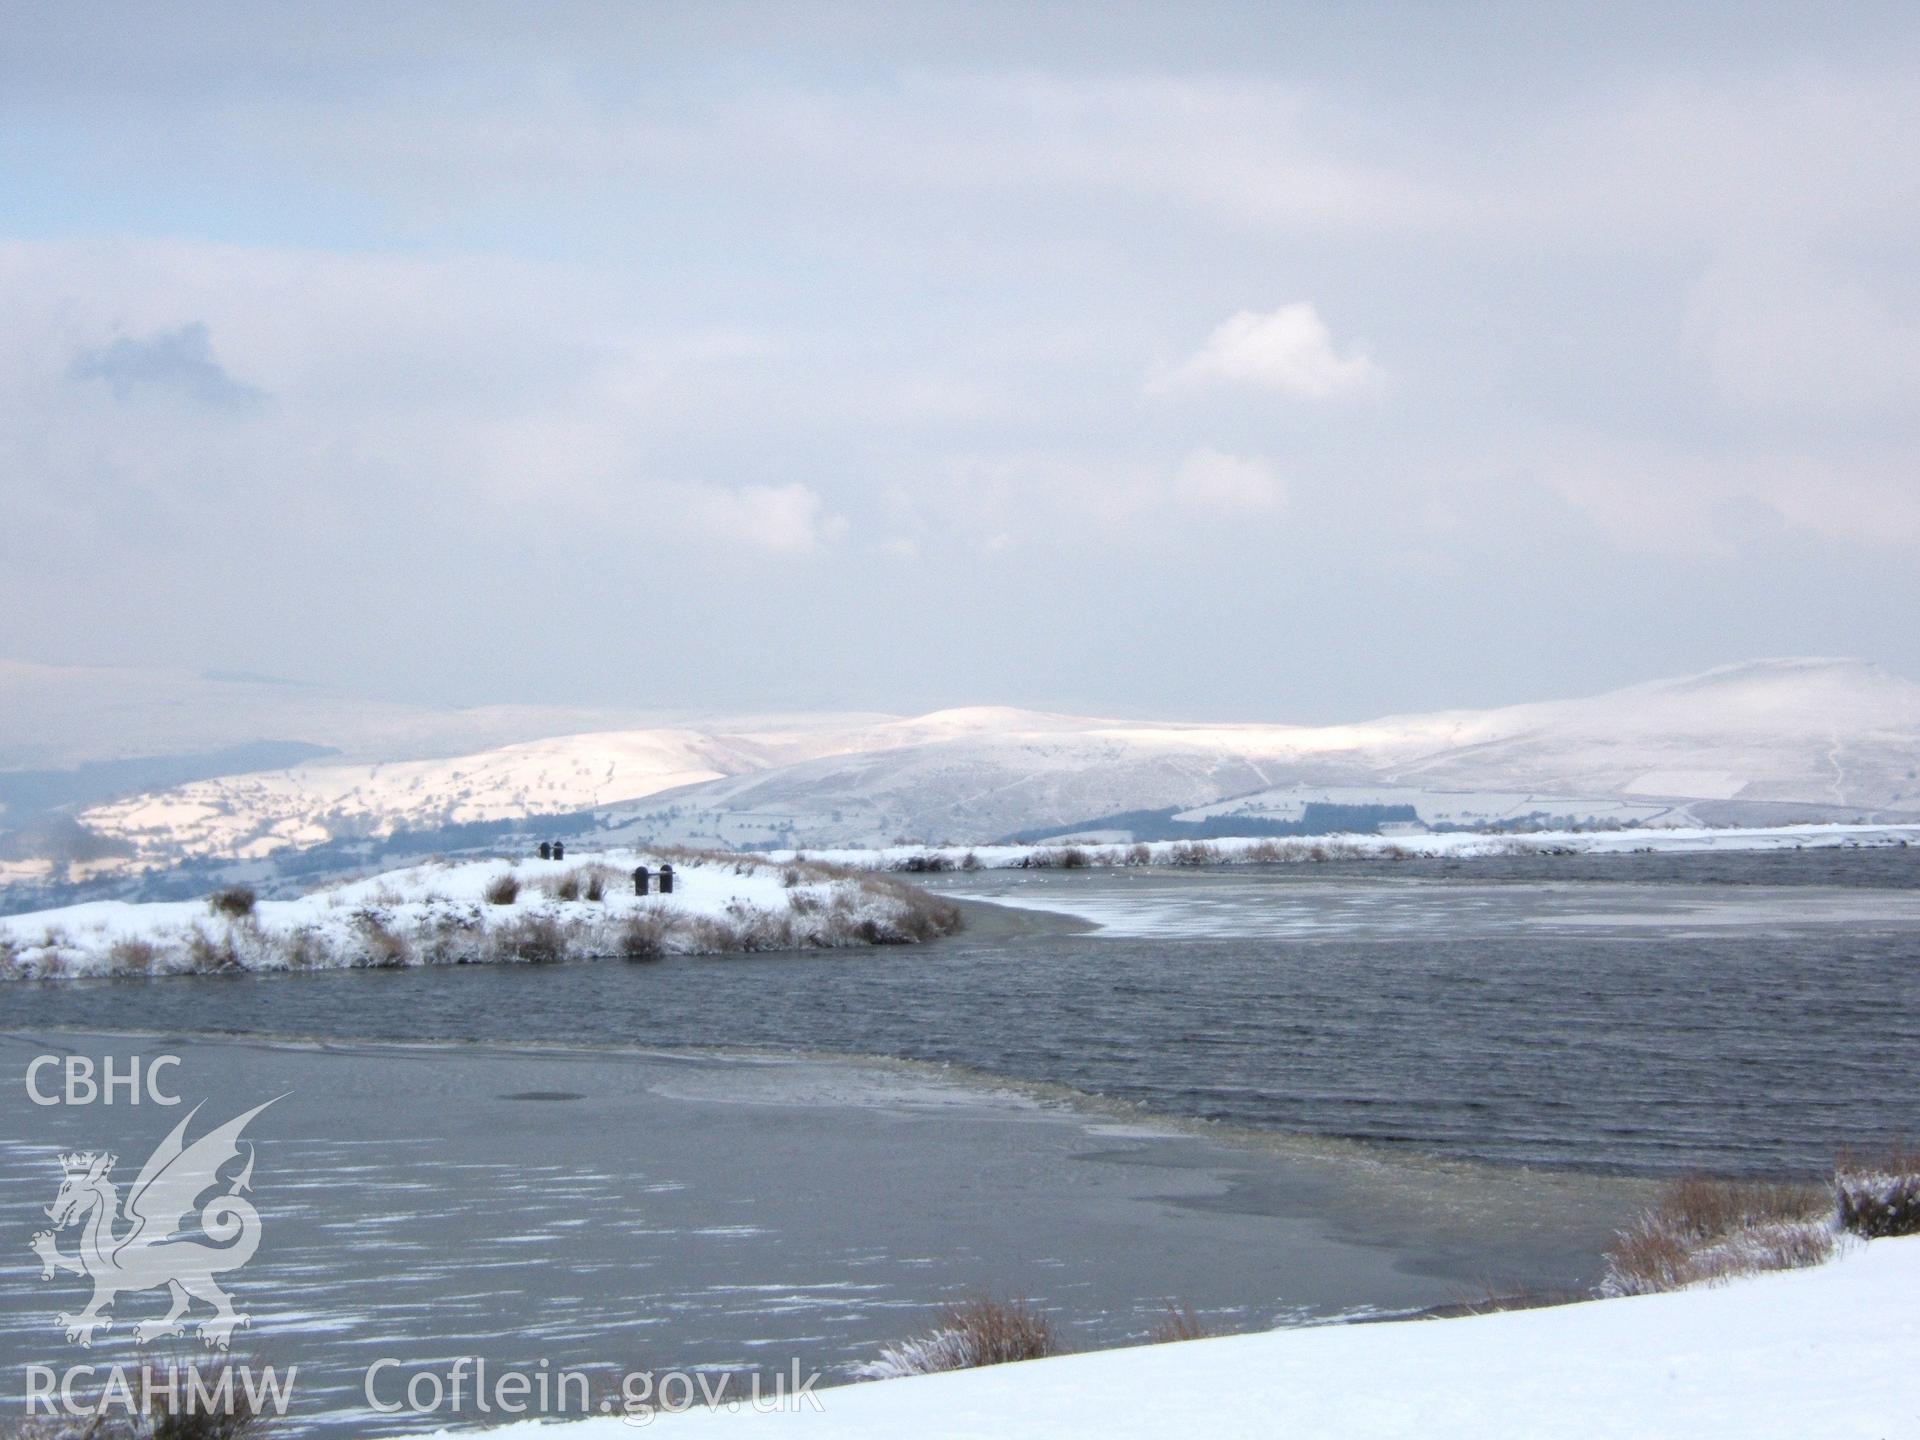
[
  {"x1": 276, "y1": 927, "x2": 326, "y2": 970},
  {"x1": 107, "y1": 937, "x2": 161, "y2": 974},
  {"x1": 354, "y1": 912, "x2": 412, "y2": 968},
  {"x1": 1658, "y1": 1175, "x2": 1830, "y2": 1242},
  {"x1": 857, "y1": 875, "x2": 964, "y2": 942},
  {"x1": 937, "y1": 1294, "x2": 1055, "y2": 1365},
  {"x1": 1602, "y1": 1174, "x2": 1835, "y2": 1296},
  {"x1": 208, "y1": 886, "x2": 257, "y2": 919},
  {"x1": 492, "y1": 912, "x2": 568, "y2": 964},
  {"x1": 482, "y1": 873, "x2": 521, "y2": 905},
  {"x1": 858, "y1": 1294, "x2": 1058, "y2": 1379},
  {"x1": 538, "y1": 863, "x2": 624, "y2": 903},
  {"x1": 1166, "y1": 840, "x2": 1221, "y2": 866},
  {"x1": 619, "y1": 912, "x2": 672, "y2": 960},
  {"x1": 184, "y1": 926, "x2": 243, "y2": 972},
  {"x1": 894, "y1": 852, "x2": 956, "y2": 873},
  {"x1": 406, "y1": 910, "x2": 478, "y2": 966}
]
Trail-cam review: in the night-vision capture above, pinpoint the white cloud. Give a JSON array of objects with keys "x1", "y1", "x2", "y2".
[
  {"x1": 1524, "y1": 439, "x2": 1920, "y2": 557},
  {"x1": 1155, "y1": 303, "x2": 1380, "y2": 398},
  {"x1": 1686, "y1": 256, "x2": 1920, "y2": 421},
  {"x1": 1172, "y1": 448, "x2": 1286, "y2": 511},
  {"x1": 683, "y1": 482, "x2": 845, "y2": 555}
]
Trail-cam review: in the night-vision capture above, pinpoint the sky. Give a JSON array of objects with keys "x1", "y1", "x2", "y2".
[{"x1": 2, "y1": 1, "x2": 1918, "y2": 723}]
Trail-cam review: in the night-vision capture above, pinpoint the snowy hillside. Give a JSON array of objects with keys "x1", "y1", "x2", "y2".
[
  {"x1": 77, "y1": 730, "x2": 758, "y2": 864},
  {"x1": 599, "y1": 659, "x2": 1920, "y2": 849},
  {"x1": 10, "y1": 657, "x2": 1920, "y2": 878}
]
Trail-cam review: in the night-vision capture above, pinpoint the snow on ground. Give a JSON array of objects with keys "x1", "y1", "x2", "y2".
[
  {"x1": 447, "y1": 1236, "x2": 1920, "y2": 1439},
  {"x1": 775, "y1": 819, "x2": 1920, "y2": 872},
  {"x1": 0, "y1": 850, "x2": 958, "y2": 980}
]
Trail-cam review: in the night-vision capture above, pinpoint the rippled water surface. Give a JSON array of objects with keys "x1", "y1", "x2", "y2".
[{"x1": 9, "y1": 849, "x2": 1918, "y2": 1174}]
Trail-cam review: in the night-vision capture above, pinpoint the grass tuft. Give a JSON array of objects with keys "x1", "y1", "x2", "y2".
[
  {"x1": 208, "y1": 886, "x2": 257, "y2": 919},
  {"x1": 1601, "y1": 1174, "x2": 1834, "y2": 1296},
  {"x1": 856, "y1": 1294, "x2": 1057, "y2": 1380},
  {"x1": 354, "y1": 912, "x2": 412, "y2": 968},
  {"x1": 493, "y1": 913, "x2": 568, "y2": 964},
  {"x1": 107, "y1": 937, "x2": 161, "y2": 975}
]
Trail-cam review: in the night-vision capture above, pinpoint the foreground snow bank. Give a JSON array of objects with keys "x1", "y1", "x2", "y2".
[
  {"x1": 0, "y1": 851, "x2": 961, "y2": 980},
  {"x1": 454, "y1": 1236, "x2": 1920, "y2": 1439},
  {"x1": 779, "y1": 820, "x2": 1920, "y2": 873}
]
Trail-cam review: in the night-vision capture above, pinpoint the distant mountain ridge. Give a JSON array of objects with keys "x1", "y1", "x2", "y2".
[
  {"x1": 4, "y1": 657, "x2": 1918, "y2": 884},
  {"x1": 593, "y1": 658, "x2": 1920, "y2": 850}
]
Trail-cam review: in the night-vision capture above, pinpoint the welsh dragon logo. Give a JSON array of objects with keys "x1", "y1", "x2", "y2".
[{"x1": 32, "y1": 1098, "x2": 281, "y2": 1349}]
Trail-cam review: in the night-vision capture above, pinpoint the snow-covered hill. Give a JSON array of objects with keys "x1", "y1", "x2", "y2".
[
  {"x1": 74, "y1": 730, "x2": 755, "y2": 863},
  {"x1": 599, "y1": 659, "x2": 1920, "y2": 849},
  {"x1": 10, "y1": 657, "x2": 1920, "y2": 879}
]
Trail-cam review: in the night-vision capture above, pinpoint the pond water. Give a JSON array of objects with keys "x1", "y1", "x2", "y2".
[
  {"x1": 2, "y1": 849, "x2": 1915, "y2": 1433},
  {"x1": 9, "y1": 849, "x2": 1917, "y2": 1174}
]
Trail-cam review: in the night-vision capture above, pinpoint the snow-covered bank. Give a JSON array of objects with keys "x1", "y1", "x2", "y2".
[
  {"x1": 0, "y1": 851, "x2": 961, "y2": 980},
  {"x1": 776, "y1": 819, "x2": 1920, "y2": 873},
  {"x1": 453, "y1": 1236, "x2": 1920, "y2": 1439}
]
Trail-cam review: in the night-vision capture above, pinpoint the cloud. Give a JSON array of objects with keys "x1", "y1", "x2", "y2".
[
  {"x1": 68, "y1": 323, "x2": 266, "y2": 411},
  {"x1": 1154, "y1": 303, "x2": 1379, "y2": 398},
  {"x1": 1686, "y1": 256, "x2": 1920, "y2": 422},
  {"x1": 1171, "y1": 448, "x2": 1285, "y2": 511},
  {"x1": 682, "y1": 482, "x2": 845, "y2": 555},
  {"x1": 930, "y1": 447, "x2": 1286, "y2": 541},
  {"x1": 1524, "y1": 439, "x2": 1920, "y2": 558}
]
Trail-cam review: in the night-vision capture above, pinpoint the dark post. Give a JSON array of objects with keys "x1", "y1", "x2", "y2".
[
  {"x1": 659, "y1": 863, "x2": 674, "y2": 895},
  {"x1": 538, "y1": 841, "x2": 552, "y2": 860},
  {"x1": 633, "y1": 865, "x2": 650, "y2": 896},
  {"x1": 553, "y1": 840, "x2": 565, "y2": 861}
]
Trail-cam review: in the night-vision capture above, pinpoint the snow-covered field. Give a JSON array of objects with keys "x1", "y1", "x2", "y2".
[
  {"x1": 451, "y1": 1236, "x2": 1920, "y2": 1439},
  {"x1": 0, "y1": 850, "x2": 960, "y2": 980}
]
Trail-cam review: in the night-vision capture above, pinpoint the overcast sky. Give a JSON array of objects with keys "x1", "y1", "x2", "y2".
[{"x1": 3, "y1": 2, "x2": 1917, "y2": 722}]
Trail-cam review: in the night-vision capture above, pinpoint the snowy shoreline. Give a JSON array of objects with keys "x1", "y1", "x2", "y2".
[
  {"x1": 772, "y1": 819, "x2": 1920, "y2": 872},
  {"x1": 440, "y1": 1236, "x2": 1920, "y2": 1439},
  {"x1": 0, "y1": 850, "x2": 962, "y2": 981}
]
